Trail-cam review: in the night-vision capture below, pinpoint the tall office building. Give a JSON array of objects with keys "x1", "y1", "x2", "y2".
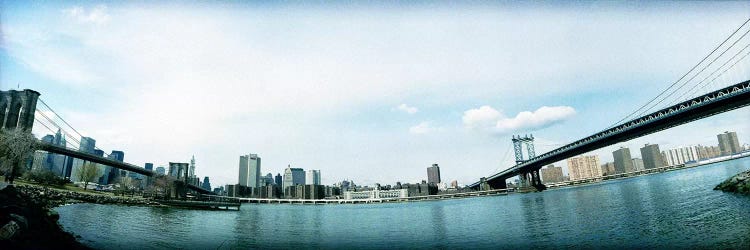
[
  {"x1": 106, "y1": 150, "x2": 125, "y2": 184},
  {"x1": 155, "y1": 166, "x2": 166, "y2": 175},
  {"x1": 640, "y1": 144, "x2": 664, "y2": 169},
  {"x1": 109, "y1": 151, "x2": 124, "y2": 161},
  {"x1": 238, "y1": 154, "x2": 261, "y2": 188},
  {"x1": 144, "y1": 163, "x2": 154, "y2": 171},
  {"x1": 540, "y1": 164, "x2": 564, "y2": 183},
  {"x1": 427, "y1": 164, "x2": 441, "y2": 184},
  {"x1": 69, "y1": 137, "x2": 97, "y2": 183},
  {"x1": 79, "y1": 137, "x2": 96, "y2": 153},
  {"x1": 567, "y1": 155, "x2": 602, "y2": 181},
  {"x1": 275, "y1": 173, "x2": 282, "y2": 186},
  {"x1": 262, "y1": 173, "x2": 274, "y2": 186},
  {"x1": 717, "y1": 131, "x2": 741, "y2": 155},
  {"x1": 612, "y1": 147, "x2": 634, "y2": 174},
  {"x1": 42, "y1": 129, "x2": 69, "y2": 176},
  {"x1": 306, "y1": 170, "x2": 321, "y2": 185},
  {"x1": 189, "y1": 155, "x2": 196, "y2": 178},
  {"x1": 283, "y1": 165, "x2": 305, "y2": 189},
  {"x1": 202, "y1": 176, "x2": 211, "y2": 191}
]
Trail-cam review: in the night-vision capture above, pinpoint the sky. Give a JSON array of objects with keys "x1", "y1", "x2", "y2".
[{"x1": 1, "y1": 1, "x2": 749, "y2": 188}]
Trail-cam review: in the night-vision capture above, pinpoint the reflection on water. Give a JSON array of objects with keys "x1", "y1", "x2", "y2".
[{"x1": 56, "y1": 158, "x2": 750, "y2": 249}]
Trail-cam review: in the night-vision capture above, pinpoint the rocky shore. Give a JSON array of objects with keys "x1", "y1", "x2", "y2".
[
  {"x1": 0, "y1": 184, "x2": 161, "y2": 249},
  {"x1": 13, "y1": 184, "x2": 158, "y2": 207},
  {"x1": 715, "y1": 169, "x2": 750, "y2": 195},
  {"x1": 0, "y1": 184, "x2": 89, "y2": 249}
]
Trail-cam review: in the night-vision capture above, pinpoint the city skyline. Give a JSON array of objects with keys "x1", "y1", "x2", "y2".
[{"x1": 2, "y1": 2, "x2": 750, "y2": 187}]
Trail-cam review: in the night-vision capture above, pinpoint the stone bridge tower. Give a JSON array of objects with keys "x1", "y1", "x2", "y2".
[{"x1": 0, "y1": 89, "x2": 40, "y2": 131}]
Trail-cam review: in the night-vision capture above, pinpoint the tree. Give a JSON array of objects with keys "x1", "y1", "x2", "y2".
[
  {"x1": 0, "y1": 128, "x2": 38, "y2": 184},
  {"x1": 117, "y1": 176, "x2": 136, "y2": 194},
  {"x1": 76, "y1": 162, "x2": 101, "y2": 190}
]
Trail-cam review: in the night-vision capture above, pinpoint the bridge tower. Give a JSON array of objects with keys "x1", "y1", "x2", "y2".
[
  {"x1": 511, "y1": 134, "x2": 545, "y2": 192},
  {"x1": 512, "y1": 134, "x2": 536, "y2": 164},
  {"x1": 0, "y1": 89, "x2": 40, "y2": 131}
]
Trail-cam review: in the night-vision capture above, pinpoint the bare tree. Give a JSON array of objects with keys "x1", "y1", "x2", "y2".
[
  {"x1": 0, "y1": 128, "x2": 38, "y2": 184},
  {"x1": 76, "y1": 162, "x2": 101, "y2": 190},
  {"x1": 117, "y1": 176, "x2": 136, "y2": 193}
]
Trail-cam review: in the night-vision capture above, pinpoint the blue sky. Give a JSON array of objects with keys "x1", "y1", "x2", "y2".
[{"x1": 1, "y1": 1, "x2": 749, "y2": 187}]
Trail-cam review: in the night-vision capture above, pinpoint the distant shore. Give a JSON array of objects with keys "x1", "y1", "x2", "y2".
[{"x1": 546, "y1": 152, "x2": 750, "y2": 190}]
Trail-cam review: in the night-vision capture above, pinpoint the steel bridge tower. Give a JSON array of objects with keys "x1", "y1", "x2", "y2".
[
  {"x1": 511, "y1": 134, "x2": 545, "y2": 191},
  {"x1": 512, "y1": 134, "x2": 536, "y2": 164}
]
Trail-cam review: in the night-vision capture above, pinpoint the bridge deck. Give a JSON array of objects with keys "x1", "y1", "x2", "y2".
[
  {"x1": 469, "y1": 80, "x2": 750, "y2": 189},
  {"x1": 36, "y1": 143, "x2": 213, "y2": 194}
]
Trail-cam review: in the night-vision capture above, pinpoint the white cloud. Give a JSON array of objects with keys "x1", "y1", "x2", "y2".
[
  {"x1": 462, "y1": 105, "x2": 501, "y2": 129},
  {"x1": 409, "y1": 121, "x2": 437, "y2": 134},
  {"x1": 463, "y1": 105, "x2": 576, "y2": 135},
  {"x1": 397, "y1": 103, "x2": 418, "y2": 114},
  {"x1": 63, "y1": 5, "x2": 110, "y2": 25}
]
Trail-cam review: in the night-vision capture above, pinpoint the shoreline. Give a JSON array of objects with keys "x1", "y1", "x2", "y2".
[
  {"x1": 545, "y1": 152, "x2": 750, "y2": 190},
  {"x1": 0, "y1": 184, "x2": 90, "y2": 249},
  {"x1": 12, "y1": 183, "x2": 159, "y2": 208}
]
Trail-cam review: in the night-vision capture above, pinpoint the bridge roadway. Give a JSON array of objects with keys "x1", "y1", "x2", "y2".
[
  {"x1": 469, "y1": 79, "x2": 750, "y2": 190},
  {"x1": 37, "y1": 142, "x2": 212, "y2": 194}
]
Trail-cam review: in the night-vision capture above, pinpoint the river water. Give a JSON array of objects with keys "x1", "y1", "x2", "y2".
[{"x1": 56, "y1": 157, "x2": 750, "y2": 249}]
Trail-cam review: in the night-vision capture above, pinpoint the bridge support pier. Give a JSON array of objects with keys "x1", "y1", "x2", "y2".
[{"x1": 517, "y1": 169, "x2": 546, "y2": 192}]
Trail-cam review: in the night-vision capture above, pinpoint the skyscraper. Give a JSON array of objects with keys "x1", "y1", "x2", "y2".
[
  {"x1": 427, "y1": 164, "x2": 441, "y2": 184},
  {"x1": 275, "y1": 173, "x2": 282, "y2": 186},
  {"x1": 262, "y1": 173, "x2": 274, "y2": 186},
  {"x1": 155, "y1": 166, "x2": 166, "y2": 175},
  {"x1": 79, "y1": 137, "x2": 96, "y2": 153},
  {"x1": 640, "y1": 144, "x2": 664, "y2": 169},
  {"x1": 202, "y1": 176, "x2": 211, "y2": 191},
  {"x1": 612, "y1": 147, "x2": 634, "y2": 174},
  {"x1": 189, "y1": 155, "x2": 196, "y2": 178},
  {"x1": 69, "y1": 137, "x2": 97, "y2": 183},
  {"x1": 567, "y1": 155, "x2": 602, "y2": 180},
  {"x1": 306, "y1": 170, "x2": 321, "y2": 185},
  {"x1": 283, "y1": 165, "x2": 305, "y2": 189},
  {"x1": 45, "y1": 129, "x2": 68, "y2": 176},
  {"x1": 107, "y1": 150, "x2": 125, "y2": 184},
  {"x1": 109, "y1": 150, "x2": 124, "y2": 161},
  {"x1": 238, "y1": 154, "x2": 261, "y2": 188},
  {"x1": 717, "y1": 131, "x2": 741, "y2": 155},
  {"x1": 145, "y1": 163, "x2": 154, "y2": 171}
]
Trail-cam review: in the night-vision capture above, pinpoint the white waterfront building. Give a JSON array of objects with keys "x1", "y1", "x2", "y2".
[{"x1": 344, "y1": 189, "x2": 408, "y2": 200}]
